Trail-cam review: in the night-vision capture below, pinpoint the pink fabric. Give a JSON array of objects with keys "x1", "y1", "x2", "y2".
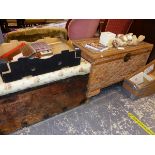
[
  {"x1": 104, "y1": 19, "x2": 133, "y2": 34},
  {"x1": 67, "y1": 19, "x2": 100, "y2": 40}
]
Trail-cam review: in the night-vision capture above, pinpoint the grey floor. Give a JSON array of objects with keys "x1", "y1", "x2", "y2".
[{"x1": 13, "y1": 84, "x2": 155, "y2": 135}]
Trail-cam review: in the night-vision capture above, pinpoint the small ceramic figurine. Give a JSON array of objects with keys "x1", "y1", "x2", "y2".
[{"x1": 112, "y1": 33, "x2": 145, "y2": 48}]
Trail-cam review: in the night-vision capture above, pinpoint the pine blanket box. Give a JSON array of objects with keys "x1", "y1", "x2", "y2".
[
  {"x1": 0, "y1": 36, "x2": 91, "y2": 134},
  {"x1": 73, "y1": 38, "x2": 153, "y2": 97},
  {"x1": 0, "y1": 58, "x2": 90, "y2": 134}
]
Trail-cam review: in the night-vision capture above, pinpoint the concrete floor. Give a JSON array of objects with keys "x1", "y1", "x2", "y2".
[{"x1": 13, "y1": 84, "x2": 155, "y2": 135}]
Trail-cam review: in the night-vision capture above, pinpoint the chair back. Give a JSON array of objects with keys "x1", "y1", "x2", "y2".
[
  {"x1": 67, "y1": 19, "x2": 100, "y2": 40},
  {"x1": 104, "y1": 19, "x2": 133, "y2": 34}
]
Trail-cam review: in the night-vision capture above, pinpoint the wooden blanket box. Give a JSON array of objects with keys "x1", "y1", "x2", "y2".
[
  {"x1": 73, "y1": 38, "x2": 153, "y2": 97},
  {"x1": 0, "y1": 75, "x2": 88, "y2": 134},
  {"x1": 0, "y1": 37, "x2": 90, "y2": 134}
]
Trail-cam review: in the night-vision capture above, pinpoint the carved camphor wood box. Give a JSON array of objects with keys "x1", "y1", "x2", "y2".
[{"x1": 73, "y1": 38, "x2": 153, "y2": 97}]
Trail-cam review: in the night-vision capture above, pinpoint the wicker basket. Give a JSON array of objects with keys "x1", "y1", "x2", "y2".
[{"x1": 73, "y1": 38, "x2": 153, "y2": 97}]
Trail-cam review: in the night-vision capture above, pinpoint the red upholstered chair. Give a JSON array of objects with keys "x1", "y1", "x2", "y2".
[
  {"x1": 66, "y1": 19, "x2": 100, "y2": 40},
  {"x1": 102, "y1": 19, "x2": 133, "y2": 34}
]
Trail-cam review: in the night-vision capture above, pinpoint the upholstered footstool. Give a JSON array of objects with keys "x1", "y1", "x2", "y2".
[{"x1": 0, "y1": 59, "x2": 90, "y2": 134}]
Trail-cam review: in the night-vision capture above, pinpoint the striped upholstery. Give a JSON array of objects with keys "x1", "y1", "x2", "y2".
[{"x1": 104, "y1": 19, "x2": 133, "y2": 34}]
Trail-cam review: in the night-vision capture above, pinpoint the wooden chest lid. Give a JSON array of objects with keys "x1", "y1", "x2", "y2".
[{"x1": 73, "y1": 38, "x2": 154, "y2": 63}]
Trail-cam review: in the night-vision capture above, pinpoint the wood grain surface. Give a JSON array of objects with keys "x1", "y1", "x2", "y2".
[{"x1": 0, "y1": 75, "x2": 88, "y2": 134}]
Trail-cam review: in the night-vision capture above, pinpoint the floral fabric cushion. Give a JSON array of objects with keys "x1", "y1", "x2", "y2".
[{"x1": 0, "y1": 59, "x2": 91, "y2": 96}]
